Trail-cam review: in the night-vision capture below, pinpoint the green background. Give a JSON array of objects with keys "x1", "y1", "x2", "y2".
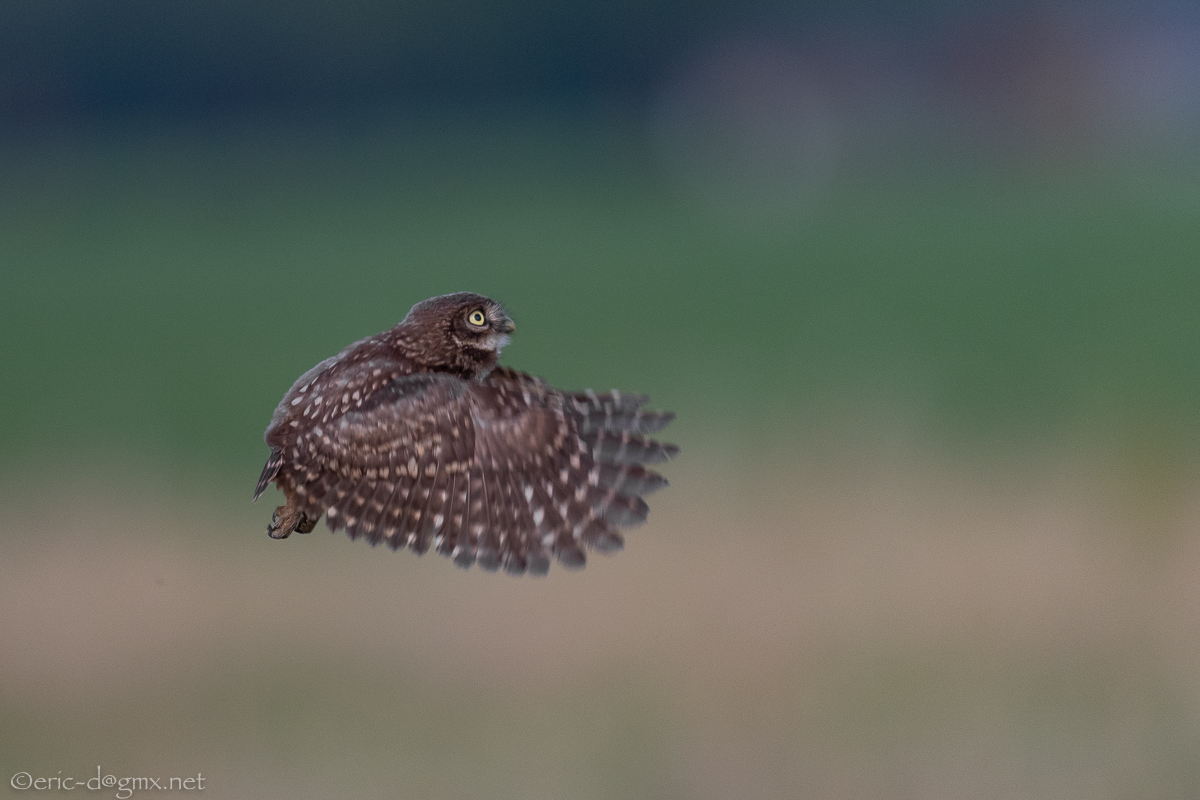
[{"x1": 5, "y1": 3, "x2": 1200, "y2": 797}]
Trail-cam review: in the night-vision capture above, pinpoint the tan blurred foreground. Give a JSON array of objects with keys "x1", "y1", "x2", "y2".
[{"x1": 3, "y1": 444, "x2": 1200, "y2": 799}]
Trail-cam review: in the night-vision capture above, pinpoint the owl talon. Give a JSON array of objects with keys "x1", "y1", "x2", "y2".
[{"x1": 268, "y1": 505, "x2": 299, "y2": 539}]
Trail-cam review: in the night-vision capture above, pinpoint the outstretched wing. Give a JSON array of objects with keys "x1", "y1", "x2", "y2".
[
  {"x1": 264, "y1": 362, "x2": 677, "y2": 574},
  {"x1": 456, "y1": 367, "x2": 677, "y2": 574},
  {"x1": 270, "y1": 370, "x2": 477, "y2": 549}
]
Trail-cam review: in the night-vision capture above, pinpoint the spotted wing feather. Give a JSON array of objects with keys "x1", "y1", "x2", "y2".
[
  {"x1": 569, "y1": 390, "x2": 676, "y2": 435},
  {"x1": 461, "y1": 368, "x2": 678, "y2": 573},
  {"x1": 264, "y1": 364, "x2": 475, "y2": 543},
  {"x1": 260, "y1": 357, "x2": 676, "y2": 573}
]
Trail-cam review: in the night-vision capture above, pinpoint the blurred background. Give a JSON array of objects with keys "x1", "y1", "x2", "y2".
[{"x1": 4, "y1": 1, "x2": 1200, "y2": 797}]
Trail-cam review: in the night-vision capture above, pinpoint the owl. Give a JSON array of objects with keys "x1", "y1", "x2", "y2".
[{"x1": 254, "y1": 292, "x2": 677, "y2": 575}]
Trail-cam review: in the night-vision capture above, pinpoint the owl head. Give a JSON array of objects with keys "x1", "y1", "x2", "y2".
[{"x1": 399, "y1": 292, "x2": 515, "y2": 378}]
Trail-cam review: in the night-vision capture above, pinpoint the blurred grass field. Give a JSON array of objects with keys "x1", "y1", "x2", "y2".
[
  {"x1": 5, "y1": 117, "x2": 1200, "y2": 469},
  {"x1": 4, "y1": 117, "x2": 1200, "y2": 798}
]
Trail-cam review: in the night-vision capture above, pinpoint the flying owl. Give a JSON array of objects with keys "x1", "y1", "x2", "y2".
[{"x1": 254, "y1": 292, "x2": 677, "y2": 575}]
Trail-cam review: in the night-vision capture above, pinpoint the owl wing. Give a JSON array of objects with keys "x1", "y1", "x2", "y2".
[
  {"x1": 267, "y1": 364, "x2": 677, "y2": 574},
  {"x1": 270, "y1": 370, "x2": 478, "y2": 551},
  {"x1": 456, "y1": 367, "x2": 678, "y2": 574}
]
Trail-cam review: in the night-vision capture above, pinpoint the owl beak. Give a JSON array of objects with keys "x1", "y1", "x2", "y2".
[{"x1": 499, "y1": 318, "x2": 516, "y2": 334}]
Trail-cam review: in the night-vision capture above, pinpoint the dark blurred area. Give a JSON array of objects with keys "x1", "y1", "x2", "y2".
[
  {"x1": 3, "y1": 0, "x2": 1199, "y2": 143},
  {"x1": 1, "y1": 0, "x2": 934, "y2": 122},
  {"x1": 1, "y1": 0, "x2": 682, "y2": 121},
  {"x1": 5, "y1": 2, "x2": 1200, "y2": 798}
]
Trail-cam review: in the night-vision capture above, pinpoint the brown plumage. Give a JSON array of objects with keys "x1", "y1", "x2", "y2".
[{"x1": 255, "y1": 292, "x2": 677, "y2": 575}]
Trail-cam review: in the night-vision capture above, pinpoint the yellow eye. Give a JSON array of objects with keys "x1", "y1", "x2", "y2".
[{"x1": 467, "y1": 310, "x2": 487, "y2": 327}]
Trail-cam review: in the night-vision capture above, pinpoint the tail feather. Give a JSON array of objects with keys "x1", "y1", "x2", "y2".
[{"x1": 253, "y1": 450, "x2": 283, "y2": 501}]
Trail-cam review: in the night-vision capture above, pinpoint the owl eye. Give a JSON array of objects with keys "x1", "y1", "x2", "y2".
[{"x1": 467, "y1": 309, "x2": 488, "y2": 328}]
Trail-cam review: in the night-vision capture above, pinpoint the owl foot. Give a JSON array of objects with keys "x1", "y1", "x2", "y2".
[
  {"x1": 269, "y1": 505, "x2": 317, "y2": 538},
  {"x1": 269, "y1": 506, "x2": 298, "y2": 539}
]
